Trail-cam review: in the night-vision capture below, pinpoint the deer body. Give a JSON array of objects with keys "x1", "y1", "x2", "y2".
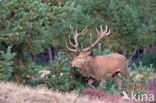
[
  {"x1": 94, "y1": 53, "x2": 127, "y2": 79},
  {"x1": 70, "y1": 53, "x2": 128, "y2": 88},
  {"x1": 66, "y1": 26, "x2": 129, "y2": 89}
]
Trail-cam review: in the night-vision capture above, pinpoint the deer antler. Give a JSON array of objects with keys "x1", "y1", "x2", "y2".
[
  {"x1": 82, "y1": 26, "x2": 110, "y2": 52},
  {"x1": 66, "y1": 25, "x2": 110, "y2": 52},
  {"x1": 66, "y1": 25, "x2": 88, "y2": 52}
]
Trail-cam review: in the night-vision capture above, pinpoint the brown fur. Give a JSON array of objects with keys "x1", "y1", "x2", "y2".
[{"x1": 70, "y1": 52, "x2": 129, "y2": 88}]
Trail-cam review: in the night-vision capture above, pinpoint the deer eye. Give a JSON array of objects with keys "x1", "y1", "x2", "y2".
[{"x1": 78, "y1": 57, "x2": 82, "y2": 59}]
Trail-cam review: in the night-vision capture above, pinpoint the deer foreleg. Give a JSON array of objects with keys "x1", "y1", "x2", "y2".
[
  {"x1": 98, "y1": 78, "x2": 106, "y2": 88},
  {"x1": 88, "y1": 79, "x2": 94, "y2": 88},
  {"x1": 113, "y1": 74, "x2": 122, "y2": 90}
]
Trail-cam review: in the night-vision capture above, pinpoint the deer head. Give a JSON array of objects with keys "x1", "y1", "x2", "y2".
[{"x1": 66, "y1": 25, "x2": 110, "y2": 68}]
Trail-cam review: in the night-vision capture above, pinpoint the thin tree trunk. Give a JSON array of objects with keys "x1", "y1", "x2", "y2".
[
  {"x1": 48, "y1": 48, "x2": 53, "y2": 62},
  {"x1": 128, "y1": 48, "x2": 138, "y2": 64},
  {"x1": 143, "y1": 48, "x2": 147, "y2": 55}
]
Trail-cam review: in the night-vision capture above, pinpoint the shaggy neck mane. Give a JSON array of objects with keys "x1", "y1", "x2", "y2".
[{"x1": 79, "y1": 56, "x2": 98, "y2": 78}]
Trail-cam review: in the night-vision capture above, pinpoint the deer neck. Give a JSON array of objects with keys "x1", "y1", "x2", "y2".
[{"x1": 79, "y1": 56, "x2": 100, "y2": 78}]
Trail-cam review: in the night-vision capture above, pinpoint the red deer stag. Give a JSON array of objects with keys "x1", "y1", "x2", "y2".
[{"x1": 66, "y1": 26, "x2": 129, "y2": 89}]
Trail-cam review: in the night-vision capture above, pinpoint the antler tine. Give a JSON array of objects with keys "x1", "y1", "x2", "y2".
[
  {"x1": 68, "y1": 26, "x2": 79, "y2": 49},
  {"x1": 100, "y1": 26, "x2": 109, "y2": 36},
  {"x1": 89, "y1": 33, "x2": 93, "y2": 45},
  {"x1": 66, "y1": 26, "x2": 88, "y2": 52},
  {"x1": 70, "y1": 25, "x2": 75, "y2": 31},
  {"x1": 96, "y1": 25, "x2": 108, "y2": 36},
  {"x1": 68, "y1": 36, "x2": 76, "y2": 47},
  {"x1": 68, "y1": 26, "x2": 77, "y2": 48},
  {"x1": 72, "y1": 26, "x2": 88, "y2": 48},
  {"x1": 82, "y1": 26, "x2": 110, "y2": 52},
  {"x1": 96, "y1": 27, "x2": 100, "y2": 36},
  {"x1": 74, "y1": 26, "x2": 88, "y2": 37},
  {"x1": 106, "y1": 27, "x2": 110, "y2": 35},
  {"x1": 65, "y1": 25, "x2": 78, "y2": 52},
  {"x1": 65, "y1": 42, "x2": 77, "y2": 52},
  {"x1": 80, "y1": 27, "x2": 88, "y2": 35},
  {"x1": 100, "y1": 25, "x2": 104, "y2": 33}
]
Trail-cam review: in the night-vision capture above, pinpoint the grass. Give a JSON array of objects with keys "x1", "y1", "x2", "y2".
[{"x1": 0, "y1": 81, "x2": 134, "y2": 103}]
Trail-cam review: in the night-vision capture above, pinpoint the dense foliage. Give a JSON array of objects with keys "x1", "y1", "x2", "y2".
[
  {"x1": 0, "y1": 0, "x2": 52, "y2": 82},
  {"x1": 45, "y1": 52, "x2": 88, "y2": 92},
  {"x1": 0, "y1": 0, "x2": 155, "y2": 95},
  {"x1": 48, "y1": 0, "x2": 156, "y2": 52}
]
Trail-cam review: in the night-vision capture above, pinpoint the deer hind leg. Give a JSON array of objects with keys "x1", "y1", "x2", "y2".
[
  {"x1": 120, "y1": 68, "x2": 129, "y2": 80},
  {"x1": 98, "y1": 78, "x2": 106, "y2": 89},
  {"x1": 120, "y1": 69, "x2": 130, "y2": 91},
  {"x1": 113, "y1": 73, "x2": 122, "y2": 90},
  {"x1": 88, "y1": 79, "x2": 95, "y2": 88}
]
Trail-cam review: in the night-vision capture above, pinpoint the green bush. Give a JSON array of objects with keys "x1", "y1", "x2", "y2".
[
  {"x1": 0, "y1": 46, "x2": 42, "y2": 82},
  {"x1": 47, "y1": 0, "x2": 156, "y2": 54},
  {"x1": 0, "y1": 46, "x2": 15, "y2": 80},
  {"x1": 128, "y1": 62, "x2": 154, "y2": 90},
  {"x1": 0, "y1": 0, "x2": 51, "y2": 83},
  {"x1": 136, "y1": 52, "x2": 156, "y2": 69},
  {"x1": 45, "y1": 52, "x2": 88, "y2": 92}
]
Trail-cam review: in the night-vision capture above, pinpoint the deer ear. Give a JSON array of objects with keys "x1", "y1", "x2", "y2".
[
  {"x1": 76, "y1": 50, "x2": 81, "y2": 55},
  {"x1": 76, "y1": 52, "x2": 80, "y2": 56},
  {"x1": 84, "y1": 51, "x2": 91, "y2": 56},
  {"x1": 90, "y1": 50, "x2": 95, "y2": 56}
]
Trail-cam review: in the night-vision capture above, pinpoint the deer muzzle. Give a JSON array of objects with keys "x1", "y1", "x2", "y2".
[{"x1": 69, "y1": 62, "x2": 73, "y2": 67}]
